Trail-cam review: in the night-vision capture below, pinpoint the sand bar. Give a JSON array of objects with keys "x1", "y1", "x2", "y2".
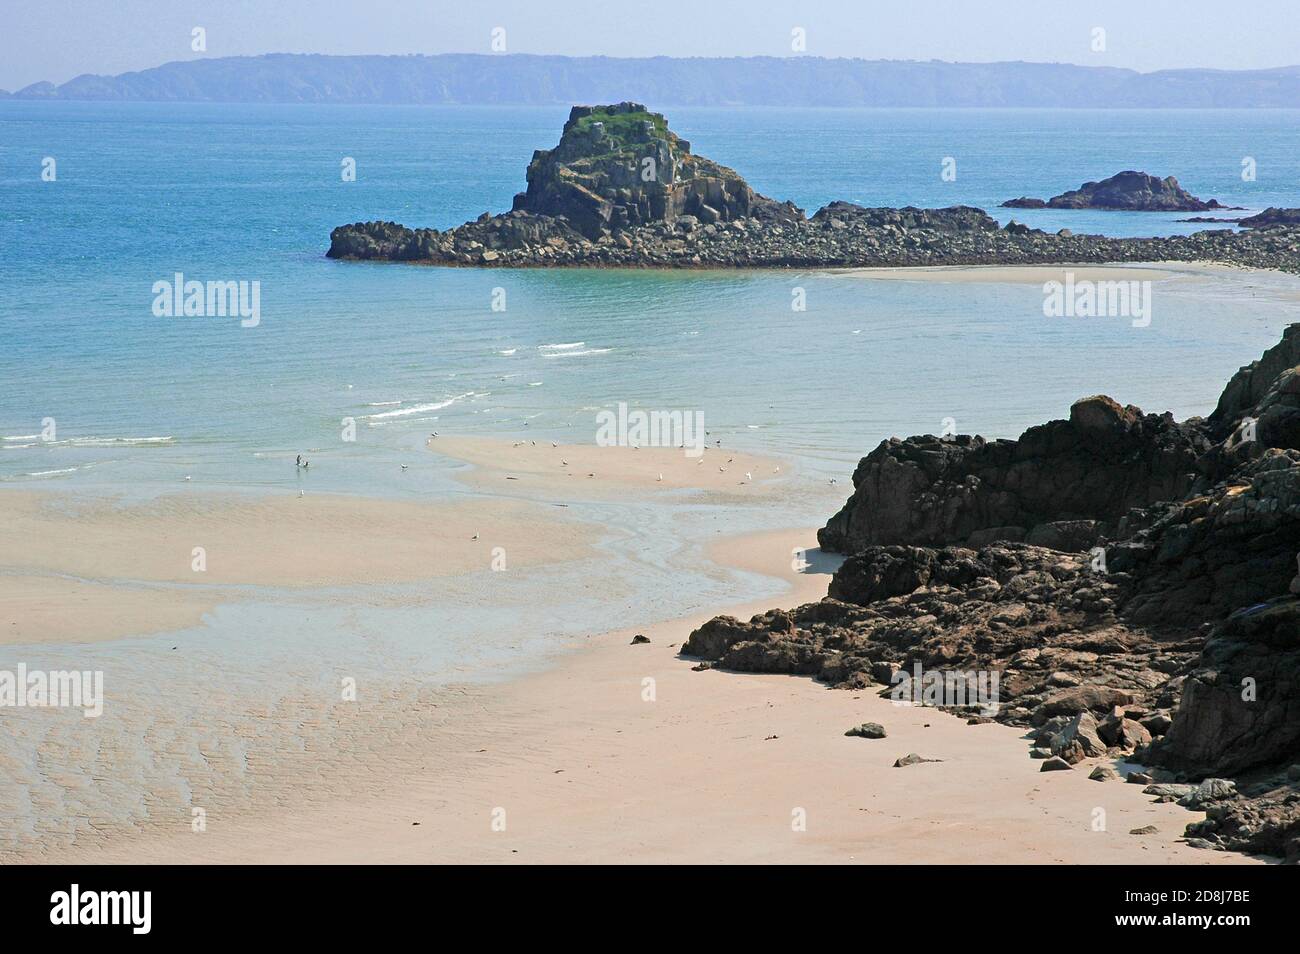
[{"x1": 429, "y1": 435, "x2": 790, "y2": 497}]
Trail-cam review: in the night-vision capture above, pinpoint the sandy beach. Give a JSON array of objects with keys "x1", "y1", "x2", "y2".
[
  {"x1": 832, "y1": 263, "x2": 1187, "y2": 284},
  {"x1": 0, "y1": 440, "x2": 1262, "y2": 864},
  {"x1": 8, "y1": 523, "x2": 1258, "y2": 865}
]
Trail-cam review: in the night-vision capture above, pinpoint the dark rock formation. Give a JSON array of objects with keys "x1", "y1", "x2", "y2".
[
  {"x1": 1152, "y1": 601, "x2": 1300, "y2": 777},
  {"x1": 1001, "y1": 171, "x2": 1239, "y2": 212},
  {"x1": 682, "y1": 324, "x2": 1300, "y2": 860},
  {"x1": 817, "y1": 395, "x2": 1208, "y2": 554},
  {"x1": 329, "y1": 108, "x2": 1300, "y2": 274},
  {"x1": 1240, "y1": 208, "x2": 1300, "y2": 230}
]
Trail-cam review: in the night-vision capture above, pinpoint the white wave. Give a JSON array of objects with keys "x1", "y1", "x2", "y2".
[
  {"x1": 28, "y1": 468, "x2": 77, "y2": 477},
  {"x1": 498, "y1": 348, "x2": 518, "y2": 355},
  {"x1": 538, "y1": 342, "x2": 585, "y2": 351},
  {"x1": 67, "y1": 436, "x2": 174, "y2": 447},
  {"x1": 364, "y1": 401, "x2": 402, "y2": 407},
  {"x1": 364, "y1": 392, "x2": 475, "y2": 420},
  {"x1": 542, "y1": 348, "x2": 611, "y2": 358},
  {"x1": 528, "y1": 381, "x2": 544, "y2": 387},
  {"x1": 3, "y1": 434, "x2": 40, "y2": 442}
]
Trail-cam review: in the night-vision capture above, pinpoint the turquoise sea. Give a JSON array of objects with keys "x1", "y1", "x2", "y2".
[
  {"x1": 3, "y1": 104, "x2": 1300, "y2": 489},
  {"x1": 2, "y1": 103, "x2": 1300, "y2": 849}
]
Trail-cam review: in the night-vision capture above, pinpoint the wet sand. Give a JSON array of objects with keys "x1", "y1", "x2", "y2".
[{"x1": 5, "y1": 523, "x2": 1259, "y2": 865}]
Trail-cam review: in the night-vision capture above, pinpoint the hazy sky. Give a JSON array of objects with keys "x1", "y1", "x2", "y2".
[{"x1": 4, "y1": 0, "x2": 1297, "y2": 91}]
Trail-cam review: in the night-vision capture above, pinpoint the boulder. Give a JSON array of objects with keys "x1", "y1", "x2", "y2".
[
  {"x1": 894, "y1": 753, "x2": 942, "y2": 767},
  {"x1": 1050, "y1": 711, "x2": 1108, "y2": 763},
  {"x1": 845, "y1": 722, "x2": 887, "y2": 739}
]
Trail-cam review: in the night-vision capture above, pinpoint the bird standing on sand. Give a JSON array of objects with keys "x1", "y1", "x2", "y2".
[
  {"x1": 745, "y1": 472, "x2": 752, "y2": 481},
  {"x1": 657, "y1": 473, "x2": 663, "y2": 482},
  {"x1": 471, "y1": 532, "x2": 479, "y2": 540}
]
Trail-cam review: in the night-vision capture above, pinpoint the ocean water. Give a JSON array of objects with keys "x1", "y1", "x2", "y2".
[
  {"x1": 2, "y1": 103, "x2": 1300, "y2": 849},
  {"x1": 3, "y1": 103, "x2": 1300, "y2": 490}
]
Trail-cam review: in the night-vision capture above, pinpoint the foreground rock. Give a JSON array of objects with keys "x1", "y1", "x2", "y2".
[
  {"x1": 845, "y1": 722, "x2": 887, "y2": 739},
  {"x1": 683, "y1": 325, "x2": 1300, "y2": 861},
  {"x1": 1002, "y1": 171, "x2": 1237, "y2": 212},
  {"x1": 329, "y1": 107, "x2": 1300, "y2": 273}
]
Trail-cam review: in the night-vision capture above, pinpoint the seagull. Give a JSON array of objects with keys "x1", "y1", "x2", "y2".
[
  {"x1": 551, "y1": 441, "x2": 557, "y2": 447},
  {"x1": 299, "y1": 489, "x2": 304, "y2": 498},
  {"x1": 829, "y1": 478, "x2": 837, "y2": 485},
  {"x1": 430, "y1": 432, "x2": 438, "y2": 438},
  {"x1": 471, "y1": 532, "x2": 479, "y2": 541},
  {"x1": 745, "y1": 472, "x2": 752, "y2": 481},
  {"x1": 561, "y1": 459, "x2": 568, "y2": 466},
  {"x1": 657, "y1": 473, "x2": 663, "y2": 482},
  {"x1": 183, "y1": 475, "x2": 192, "y2": 481},
  {"x1": 400, "y1": 464, "x2": 408, "y2": 471}
]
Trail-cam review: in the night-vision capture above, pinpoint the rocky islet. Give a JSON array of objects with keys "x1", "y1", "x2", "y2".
[{"x1": 328, "y1": 103, "x2": 1300, "y2": 273}]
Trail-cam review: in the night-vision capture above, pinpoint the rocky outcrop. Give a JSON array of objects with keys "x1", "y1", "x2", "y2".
[
  {"x1": 1001, "y1": 171, "x2": 1238, "y2": 212},
  {"x1": 510, "y1": 103, "x2": 802, "y2": 238},
  {"x1": 817, "y1": 395, "x2": 1209, "y2": 554},
  {"x1": 684, "y1": 324, "x2": 1300, "y2": 860},
  {"x1": 1240, "y1": 208, "x2": 1300, "y2": 230},
  {"x1": 329, "y1": 109, "x2": 1300, "y2": 273},
  {"x1": 1153, "y1": 600, "x2": 1300, "y2": 777}
]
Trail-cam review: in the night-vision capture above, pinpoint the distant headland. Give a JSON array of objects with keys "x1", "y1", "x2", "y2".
[
  {"x1": 7, "y1": 53, "x2": 1300, "y2": 107},
  {"x1": 328, "y1": 102, "x2": 1300, "y2": 273}
]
